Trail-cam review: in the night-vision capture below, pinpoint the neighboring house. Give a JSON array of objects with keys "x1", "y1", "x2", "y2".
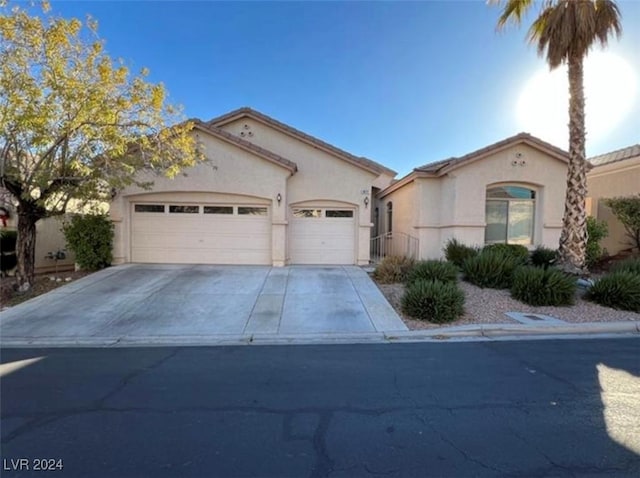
[
  {"x1": 587, "y1": 144, "x2": 640, "y2": 255},
  {"x1": 377, "y1": 133, "x2": 570, "y2": 260},
  {"x1": 110, "y1": 108, "x2": 396, "y2": 266}
]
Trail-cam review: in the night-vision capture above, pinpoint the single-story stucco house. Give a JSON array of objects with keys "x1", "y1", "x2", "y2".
[
  {"x1": 587, "y1": 144, "x2": 640, "y2": 256},
  {"x1": 110, "y1": 108, "x2": 574, "y2": 266}
]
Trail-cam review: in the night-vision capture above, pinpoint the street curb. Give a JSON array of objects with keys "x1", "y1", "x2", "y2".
[{"x1": 0, "y1": 321, "x2": 638, "y2": 347}]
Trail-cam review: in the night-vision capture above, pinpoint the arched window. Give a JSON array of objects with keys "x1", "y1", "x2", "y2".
[
  {"x1": 485, "y1": 185, "x2": 535, "y2": 245},
  {"x1": 387, "y1": 202, "x2": 393, "y2": 233}
]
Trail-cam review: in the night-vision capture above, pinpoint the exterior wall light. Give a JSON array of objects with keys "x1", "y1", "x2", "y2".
[
  {"x1": 276, "y1": 193, "x2": 282, "y2": 205},
  {"x1": 364, "y1": 197, "x2": 369, "y2": 208}
]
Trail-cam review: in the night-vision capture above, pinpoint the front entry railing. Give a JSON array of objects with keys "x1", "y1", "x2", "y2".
[{"x1": 370, "y1": 232, "x2": 419, "y2": 263}]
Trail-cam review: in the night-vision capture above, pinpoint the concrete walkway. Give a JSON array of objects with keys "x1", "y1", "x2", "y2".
[{"x1": 0, "y1": 264, "x2": 407, "y2": 346}]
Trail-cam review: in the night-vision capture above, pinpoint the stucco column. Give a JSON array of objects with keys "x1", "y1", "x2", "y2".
[
  {"x1": 271, "y1": 189, "x2": 287, "y2": 266},
  {"x1": 109, "y1": 196, "x2": 127, "y2": 265}
]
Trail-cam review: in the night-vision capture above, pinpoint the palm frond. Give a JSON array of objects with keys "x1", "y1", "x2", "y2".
[{"x1": 524, "y1": 0, "x2": 622, "y2": 69}]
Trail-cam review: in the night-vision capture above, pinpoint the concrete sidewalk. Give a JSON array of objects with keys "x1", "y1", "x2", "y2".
[{"x1": 1, "y1": 321, "x2": 638, "y2": 348}]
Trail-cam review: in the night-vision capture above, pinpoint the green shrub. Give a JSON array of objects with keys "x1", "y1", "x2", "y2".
[
  {"x1": 373, "y1": 256, "x2": 415, "y2": 284},
  {"x1": 587, "y1": 272, "x2": 640, "y2": 313},
  {"x1": 482, "y1": 243, "x2": 530, "y2": 263},
  {"x1": 0, "y1": 230, "x2": 17, "y2": 253},
  {"x1": 530, "y1": 246, "x2": 557, "y2": 269},
  {"x1": 604, "y1": 195, "x2": 640, "y2": 251},
  {"x1": 461, "y1": 249, "x2": 521, "y2": 289},
  {"x1": 586, "y1": 216, "x2": 609, "y2": 267},
  {"x1": 401, "y1": 279, "x2": 465, "y2": 324},
  {"x1": 612, "y1": 257, "x2": 640, "y2": 276},
  {"x1": 63, "y1": 214, "x2": 114, "y2": 271},
  {"x1": 406, "y1": 260, "x2": 458, "y2": 286},
  {"x1": 511, "y1": 266, "x2": 576, "y2": 306},
  {"x1": 443, "y1": 238, "x2": 478, "y2": 268}
]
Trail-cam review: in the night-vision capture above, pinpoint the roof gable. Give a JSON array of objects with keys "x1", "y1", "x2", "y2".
[
  {"x1": 415, "y1": 133, "x2": 569, "y2": 176},
  {"x1": 191, "y1": 120, "x2": 297, "y2": 173},
  {"x1": 379, "y1": 133, "x2": 570, "y2": 198},
  {"x1": 208, "y1": 107, "x2": 396, "y2": 176}
]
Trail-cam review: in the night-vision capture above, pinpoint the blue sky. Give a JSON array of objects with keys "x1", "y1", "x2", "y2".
[{"x1": 46, "y1": 1, "x2": 640, "y2": 176}]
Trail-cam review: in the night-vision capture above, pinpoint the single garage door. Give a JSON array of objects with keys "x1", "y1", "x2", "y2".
[
  {"x1": 131, "y1": 203, "x2": 271, "y2": 265},
  {"x1": 289, "y1": 208, "x2": 355, "y2": 264}
]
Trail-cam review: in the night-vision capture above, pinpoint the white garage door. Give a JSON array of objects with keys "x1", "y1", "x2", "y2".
[
  {"x1": 131, "y1": 203, "x2": 271, "y2": 265},
  {"x1": 289, "y1": 208, "x2": 355, "y2": 264}
]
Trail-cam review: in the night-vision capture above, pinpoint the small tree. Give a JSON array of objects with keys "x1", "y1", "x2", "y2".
[
  {"x1": 604, "y1": 195, "x2": 640, "y2": 252},
  {"x1": 0, "y1": 3, "x2": 202, "y2": 290}
]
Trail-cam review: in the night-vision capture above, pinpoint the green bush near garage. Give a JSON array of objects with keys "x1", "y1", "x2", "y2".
[
  {"x1": 63, "y1": 214, "x2": 114, "y2": 271},
  {"x1": 401, "y1": 279, "x2": 465, "y2": 324}
]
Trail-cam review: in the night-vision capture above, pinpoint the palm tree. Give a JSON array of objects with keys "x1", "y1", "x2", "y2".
[{"x1": 491, "y1": 0, "x2": 622, "y2": 274}]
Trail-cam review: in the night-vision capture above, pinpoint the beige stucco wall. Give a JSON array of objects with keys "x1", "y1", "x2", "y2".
[
  {"x1": 219, "y1": 118, "x2": 378, "y2": 265},
  {"x1": 587, "y1": 156, "x2": 640, "y2": 254},
  {"x1": 111, "y1": 130, "x2": 291, "y2": 265},
  {"x1": 380, "y1": 143, "x2": 568, "y2": 260},
  {"x1": 2, "y1": 216, "x2": 76, "y2": 274}
]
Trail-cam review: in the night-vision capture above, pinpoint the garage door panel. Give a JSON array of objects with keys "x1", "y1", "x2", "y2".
[
  {"x1": 289, "y1": 210, "x2": 355, "y2": 265},
  {"x1": 132, "y1": 203, "x2": 271, "y2": 265}
]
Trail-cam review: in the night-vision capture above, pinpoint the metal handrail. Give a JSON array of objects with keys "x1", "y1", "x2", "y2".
[{"x1": 370, "y1": 231, "x2": 419, "y2": 263}]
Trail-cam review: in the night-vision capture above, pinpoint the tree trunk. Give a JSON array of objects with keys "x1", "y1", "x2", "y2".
[
  {"x1": 15, "y1": 205, "x2": 39, "y2": 292},
  {"x1": 557, "y1": 53, "x2": 588, "y2": 275}
]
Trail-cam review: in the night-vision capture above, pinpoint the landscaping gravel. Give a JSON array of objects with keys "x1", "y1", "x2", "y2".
[{"x1": 377, "y1": 280, "x2": 640, "y2": 331}]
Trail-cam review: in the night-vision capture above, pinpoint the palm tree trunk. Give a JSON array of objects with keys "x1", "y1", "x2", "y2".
[
  {"x1": 15, "y1": 205, "x2": 38, "y2": 292},
  {"x1": 557, "y1": 52, "x2": 588, "y2": 275}
]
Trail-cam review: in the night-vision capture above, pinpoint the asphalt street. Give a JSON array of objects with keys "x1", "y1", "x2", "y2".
[{"x1": 1, "y1": 338, "x2": 639, "y2": 477}]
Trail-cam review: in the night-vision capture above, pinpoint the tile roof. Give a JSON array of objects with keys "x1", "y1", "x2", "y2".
[
  {"x1": 208, "y1": 107, "x2": 396, "y2": 176},
  {"x1": 414, "y1": 132, "x2": 569, "y2": 175},
  {"x1": 588, "y1": 144, "x2": 640, "y2": 167},
  {"x1": 191, "y1": 120, "x2": 298, "y2": 173}
]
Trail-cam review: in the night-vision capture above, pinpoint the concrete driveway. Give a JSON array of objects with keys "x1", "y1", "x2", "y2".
[{"x1": 0, "y1": 264, "x2": 406, "y2": 345}]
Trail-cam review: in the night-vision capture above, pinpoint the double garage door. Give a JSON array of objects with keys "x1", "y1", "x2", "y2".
[
  {"x1": 131, "y1": 202, "x2": 356, "y2": 265},
  {"x1": 131, "y1": 202, "x2": 272, "y2": 265}
]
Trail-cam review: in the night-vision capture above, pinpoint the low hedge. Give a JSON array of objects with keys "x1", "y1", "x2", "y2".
[
  {"x1": 373, "y1": 256, "x2": 415, "y2": 284},
  {"x1": 587, "y1": 272, "x2": 640, "y2": 313},
  {"x1": 401, "y1": 279, "x2": 465, "y2": 324},
  {"x1": 406, "y1": 260, "x2": 458, "y2": 286},
  {"x1": 461, "y1": 249, "x2": 523, "y2": 289},
  {"x1": 444, "y1": 239, "x2": 479, "y2": 268},
  {"x1": 612, "y1": 257, "x2": 640, "y2": 276},
  {"x1": 511, "y1": 266, "x2": 576, "y2": 306},
  {"x1": 530, "y1": 246, "x2": 557, "y2": 269}
]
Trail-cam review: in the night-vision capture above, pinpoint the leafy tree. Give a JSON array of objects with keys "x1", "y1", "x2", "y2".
[
  {"x1": 604, "y1": 195, "x2": 640, "y2": 251},
  {"x1": 491, "y1": 0, "x2": 622, "y2": 274},
  {"x1": 0, "y1": 3, "x2": 201, "y2": 290}
]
